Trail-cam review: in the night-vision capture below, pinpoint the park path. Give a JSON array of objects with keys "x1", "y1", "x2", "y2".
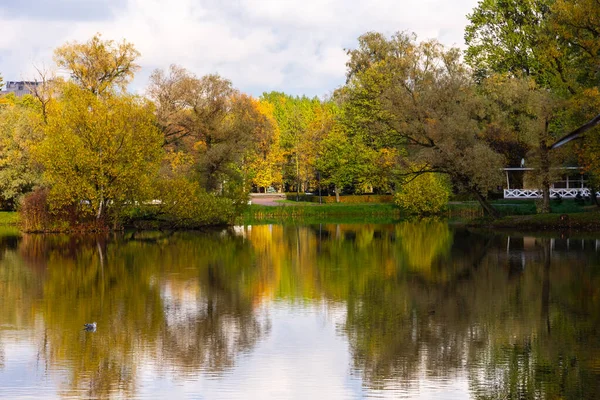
[{"x1": 250, "y1": 194, "x2": 286, "y2": 206}]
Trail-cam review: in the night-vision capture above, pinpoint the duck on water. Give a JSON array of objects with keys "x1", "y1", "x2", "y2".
[{"x1": 83, "y1": 322, "x2": 97, "y2": 332}]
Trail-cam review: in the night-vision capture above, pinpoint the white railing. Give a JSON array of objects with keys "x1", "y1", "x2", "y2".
[
  {"x1": 504, "y1": 189, "x2": 542, "y2": 198},
  {"x1": 504, "y1": 188, "x2": 600, "y2": 199}
]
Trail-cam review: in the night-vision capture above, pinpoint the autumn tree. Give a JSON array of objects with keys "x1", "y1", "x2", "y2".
[
  {"x1": 549, "y1": 0, "x2": 600, "y2": 90},
  {"x1": 0, "y1": 94, "x2": 43, "y2": 209},
  {"x1": 465, "y1": 0, "x2": 600, "y2": 210},
  {"x1": 149, "y1": 65, "x2": 271, "y2": 193},
  {"x1": 554, "y1": 89, "x2": 600, "y2": 204},
  {"x1": 261, "y1": 92, "x2": 324, "y2": 193},
  {"x1": 395, "y1": 169, "x2": 451, "y2": 215},
  {"x1": 245, "y1": 99, "x2": 284, "y2": 192},
  {"x1": 28, "y1": 35, "x2": 163, "y2": 228},
  {"x1": 465, "y1": 0, "x2": 600, "y2": 102},
  {"x1": 548, "y1": 0, "x2": 600, "y2": 195},
  {"x1": 344, "y1": 33, "x2": 505, "y2": 216},
  {"x1": 338, "y1": 33, "x2": 410, "y2": 193},
  {"x1": 36, "y1": 83, "x2": 163, "y2": 225},
  {"x1": 54, "y1": 33, "x2": 140, "y2": 95},
  {"x1": 465, "y1": 0, "x2": 554, "y2": 175},
  {"x1": 148, "y1": 65, "x2": 225, "y2": 147},
  {"x1": 480, "y1": 75, "x2": 570, "y2": 212}
]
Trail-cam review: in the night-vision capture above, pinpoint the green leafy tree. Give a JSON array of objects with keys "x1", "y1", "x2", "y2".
[
  {"x1": 480, "y1": 74, "x2": 567, "y2": 212},
  {"x1": 344, "y1": 33, "x2": 505, "y2": 216},
  {"x1": 549, "y1": 0, "x2": 600, "y2": 88},
  {"x1": 464, "y1": 0, "x2": 600, "y2": 211},
  {"x1": 341, "y1": 32, "x2": 409, "y2": 150},
  {"x1": 548, "y1": 0, "x2": 600, "y2": 197},
  {"x1": 464, "y1": 0, "x2": 575, "y2": 93},
  {"x1": 338, "y1": 32, "x2": 410, "y2": 195},
  {"x1": 152, "y1": 177, "x2": 239, "y2": 227},
  {"x1": 316, "y1": 119, "x2": 368, "y2": 201}
]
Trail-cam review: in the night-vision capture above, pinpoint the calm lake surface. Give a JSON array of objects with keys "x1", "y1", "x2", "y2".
[{"x1": 1, "y1": 221, "x2": 599, "y2": 399}]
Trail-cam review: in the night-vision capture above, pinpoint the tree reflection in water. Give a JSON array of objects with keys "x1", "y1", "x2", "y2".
[
  {"x1": 241, "y1": 223, "x2": 600, "y2": 399},
  {"x1": 2, "y1": 231, "x2": 269, "y2": 398},
  {"x1": 0, "y1": 223, "x2": 599, "y2": 399}
]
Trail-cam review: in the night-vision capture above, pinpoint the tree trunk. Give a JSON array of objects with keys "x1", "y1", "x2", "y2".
[
  {"x1": 539, "y1": 129, "x2": 551, "y2": 214},
  {"x1": 296, "y1": 152, "x2": 300, "y2": 202},
  {"x1": 472, "y1": 189, "x2": 500, "y2": 218},
  {"x1": 96, "y1": 198, "x2": 104, "y2": 220},
  {"x1": 591, "y1": 184, "x2": 599, "y2": 207},
  {"x1": 541, "y1": 182, "x2": 551, "y2": 213},
  {"x1": 335, "y1": 185, "x2": 340, "y2": 203},
  {"x1": 113, "y1": 212, "x2": 119, "y2": 231}
]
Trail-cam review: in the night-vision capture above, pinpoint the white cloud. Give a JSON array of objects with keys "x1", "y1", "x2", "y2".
[{"x1": 0, "y1": 0, "x2": 480, "y2": 97}]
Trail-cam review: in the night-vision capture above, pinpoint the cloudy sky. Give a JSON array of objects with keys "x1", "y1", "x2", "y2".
[{"x1": 0, "y1": 0, "x2": 479, "y2": 97}]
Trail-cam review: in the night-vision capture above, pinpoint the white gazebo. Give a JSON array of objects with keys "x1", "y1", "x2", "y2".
[{"x1": 503, "y1": 167, "x2": 600, "y2": 199}]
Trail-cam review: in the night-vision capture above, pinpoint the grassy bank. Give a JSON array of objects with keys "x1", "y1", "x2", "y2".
[
  {"x1": 478, "y1": 211, "x2": 600, "y2": 231},
  {"x1": 5, "y1": 200, "x2": 599, "y2": 231},
  {"x1": 239, "y1": 203, "x2": 402, "y2": 224},
  {"x1": 450, "y1": 199, "x2": 600, "y2": 231},
  {"x1": 240, "y1": 201, "x2": 491, "y2": 224},
  {"x1": 448, "y1": 198, "x2": 590, "y2": 216},
  {"x1": 241, "y1": 198, "x2": 600, "y2": 232},
  {"x1": 0, "y1": 211, "x2": 19, "y2": 226}
]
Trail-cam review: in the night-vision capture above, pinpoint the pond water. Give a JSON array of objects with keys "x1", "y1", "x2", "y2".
[{"x1": 0, "y1": 221, "x2": 599, "y2": 399}]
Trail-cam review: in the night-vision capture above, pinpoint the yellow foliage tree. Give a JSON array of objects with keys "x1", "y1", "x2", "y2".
[
  {"x1": 54, "y1": 33, "x2": 140, "y2": 95},
  {"x1": 395, "y1": 169, "x2": 450, "y2": 215},
  {"x1": 246, "y1": 99, "x2": 284, "y2": 191},
  {"x1": 0, "y1": 95, "x2": 43, "y2": 208},
  {"x1": 35, "y1": 83, "x2": 163, "y2": 225}
]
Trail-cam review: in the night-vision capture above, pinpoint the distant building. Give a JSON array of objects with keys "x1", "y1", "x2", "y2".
[{"x1": 0, "y1": 81, "x2": 41, "y2": 97}]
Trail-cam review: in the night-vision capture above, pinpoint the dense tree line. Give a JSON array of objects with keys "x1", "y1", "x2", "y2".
[{"x1": 0, "y1": 0, "x2": 599, "y2": 227}]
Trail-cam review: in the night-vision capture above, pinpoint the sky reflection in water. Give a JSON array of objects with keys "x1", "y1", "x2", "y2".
[{"x1": 0, "y1": 222, "x2": 599, "y2": 399}]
